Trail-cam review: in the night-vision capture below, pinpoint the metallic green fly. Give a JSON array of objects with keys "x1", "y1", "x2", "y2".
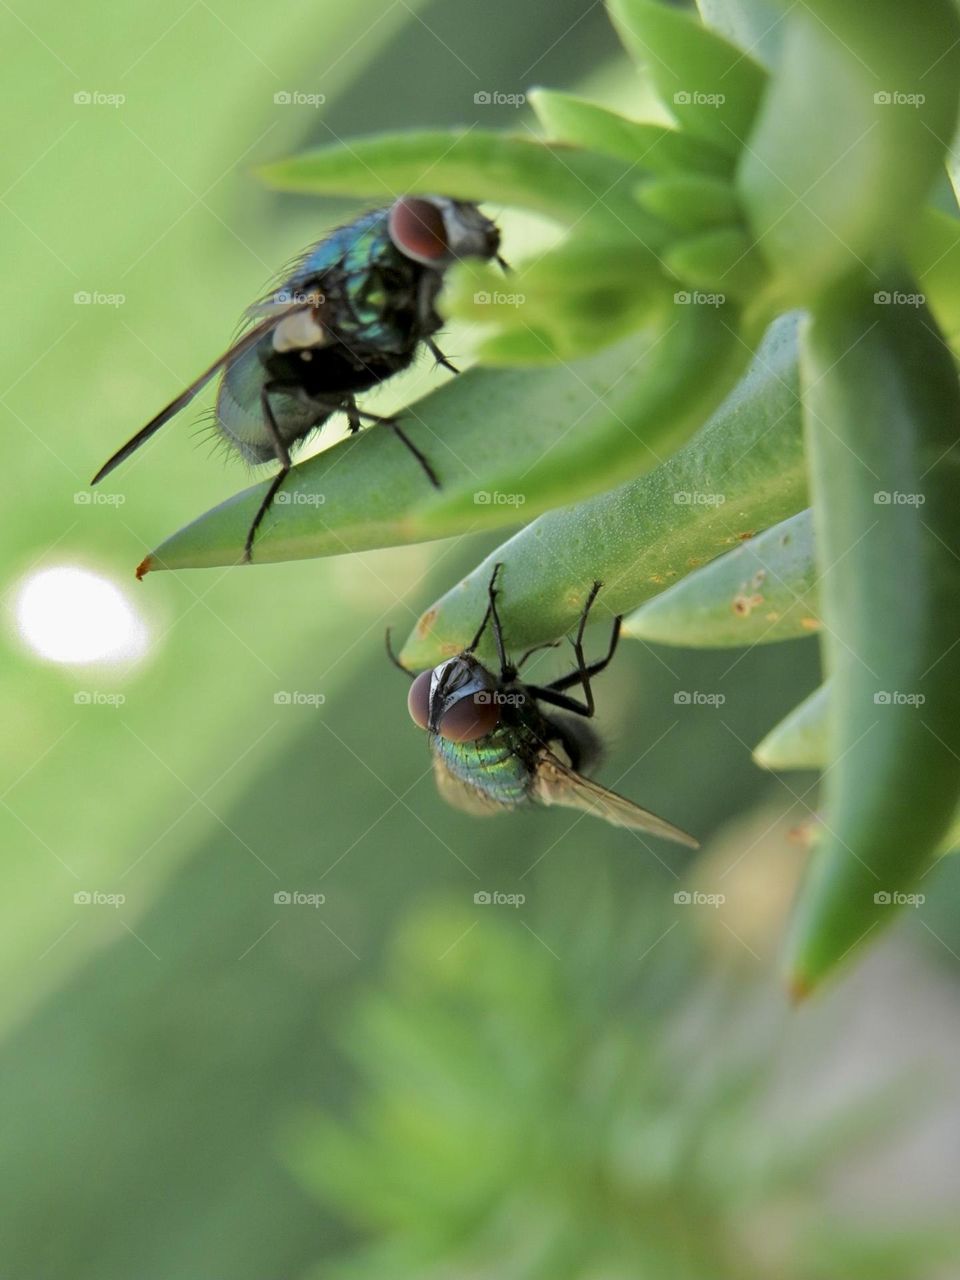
[
  {"x1": 389, "y1": 566, "x2": 698, "y2": 843},
  {"x1": 91, "y1": 197, "x2": 504, "y2": 562}
]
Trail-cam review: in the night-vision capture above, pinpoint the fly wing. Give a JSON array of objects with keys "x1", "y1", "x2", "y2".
[
  {"x1": 432, "y1": 754, "x2": 504, "y2": 818},
  {"x1": 90, "y1": 302, "x2": 314, "y2": 484},
  {"x1": 532, "y1": 749, "x2": 699, "y2": 847}
]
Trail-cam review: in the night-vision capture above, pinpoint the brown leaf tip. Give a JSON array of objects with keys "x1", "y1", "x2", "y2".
[{"x1": 787, "y1": 973, "x2": 814, "y2": 1004}]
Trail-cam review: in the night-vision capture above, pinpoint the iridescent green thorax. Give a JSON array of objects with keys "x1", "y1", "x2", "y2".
[
  {"x1": 294, "y1": 209, "x2": 427, "y2": 355},
  {"x1": 431, "y1": 715, "x2": 543, "y2": 810}
]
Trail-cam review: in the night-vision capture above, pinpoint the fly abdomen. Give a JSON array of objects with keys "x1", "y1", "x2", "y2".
[
  {"x1": 435, "y1": 729, "x2": 534, "y2": 810},
  {"x1": 216, "y1": 340, "x2": 326, "y2": 464}
]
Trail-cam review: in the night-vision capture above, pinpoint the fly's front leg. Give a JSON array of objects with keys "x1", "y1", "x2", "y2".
[
  {"x1": 415, "y1": 273, "x2": 458, "y2": 374},
  {"x1": 517, "y1": 640, "x2": 561, "y2": 669},
  {"x1": 426, "y1": 338, "x2": 458, "y2": 374},
  {"x1": 245, "y1": 384, "x2": 293, "y2": 563},
  {"x1": 470, "y1": 562, "x2": 511, "y2": 679},
  {"x1": 567, "y1": 581, "x2": 603, "y2": 714},
  {"x1": 531, "y1": 583, "x2": 623, "y2": 717},
  {"x1": 385, "y1": 627, "x2": 415, "y2": 679}
]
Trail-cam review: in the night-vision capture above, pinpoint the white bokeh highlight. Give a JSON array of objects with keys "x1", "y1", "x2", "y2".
[{"x1": 14, "y1": 566, "x2": 149, "y2": 666}]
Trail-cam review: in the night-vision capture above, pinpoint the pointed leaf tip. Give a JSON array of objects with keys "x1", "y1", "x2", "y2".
[{"x1": 787, "y1": 972, "x2": 814, "y2": 1004}]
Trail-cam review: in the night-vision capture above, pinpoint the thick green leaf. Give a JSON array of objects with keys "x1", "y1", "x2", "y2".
[
  {"x1": 909, "y1": 207, "x2": 960, "y2": 352},
  {"x1": 695, "y1": 0, "x2": 786, "y2": 68},
  {"x1": 635, "y1": 172, "x2": 742, "y2": 232},
  {"x1": 529, "y1": 88, "x2": 733, "y2": 176},
  {"x1": 414, "y1": 300, "x2": 747, "y2": 534},
  {"x1": 401, "y1": 312, "x2": 804, "y2": 667},
  {"x1": 738, "y1": 0, "x2": 960, "y2": 305},
  {"x1": 948, "y1": 133, "x2": 960, "y2": 208},
  {"x1": 754, "y1": 683, "x2": 960, "y2": 856},
  {"x1": 623, "y1": 508, "x2": 819, "y2": 647},
  {"x1": 138, "y1": 340, "x2": 648, "y2": 572},
  {"x1": 259, "y1": 129, "x2": 655, "y2": 237},
  {"x1": 785, "y1": 268, "x2": 960, "y2": 996},
  {"x1": 608, "y1": 0, "x2": 767, "y2": 155},
  {"x1": 753, "y1": 682, "x2": 830, "y2": 771},
  {"x1": 662, "y1": 226, "x2": 763, "y2": 298},
  {"x1": 443, "y1": 238, "x2": 667, "y2": 364},
  {"x1": 138, "y1": 313, "x2": 743, "y2": 573}
]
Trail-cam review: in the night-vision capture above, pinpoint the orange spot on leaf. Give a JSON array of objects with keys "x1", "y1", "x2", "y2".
[
  {"x1": 732, "y1": 593, "x2": 764, "y2": 617},
  {"x1": 416, "y1": 608, "x2": 437, "y2": 638}
]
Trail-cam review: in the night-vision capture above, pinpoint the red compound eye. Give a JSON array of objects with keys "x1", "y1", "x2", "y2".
[
  {"x1": 437, "y1": 694, "x2": 501, "y2": 743},
  {"x1": 388, "y1": 197, "x2": 450, "y2": 264},
  {"x1": 407, "y1": 669, "x2": 433, "y2": 729}
]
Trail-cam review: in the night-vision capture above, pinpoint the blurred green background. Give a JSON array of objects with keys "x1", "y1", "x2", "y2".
[{"x1": 4, "y1": 1, "x2": 960, "y2": 1276}]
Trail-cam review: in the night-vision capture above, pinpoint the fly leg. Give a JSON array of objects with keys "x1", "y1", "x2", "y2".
[
  {"x1": 524, "y1": 582, "x2": 622, "y2": 719},
  {"x1": 342, "y1": 393, "x2": 441, "y2": 490},
  {"x1": 517, "y1": 640, "x2": 561, "y2": 669},
  {"x1": 341, "y1": 396, "x2": 398, "y2": 433},
  {"x1": 385, "y1": 627, "x2": 415, "y2": 679},
  {"x1": 465, "y1": 563, "x2": 514, "y2": 679},
  {"x1": 427, "y1": 337, "x2": 458, "y2": 373},
  {"x1": 486, "y1": 562, "x2": 511, "y2": 679},
  {"x1": 415, "y1": 271, "x2": 458, "y2": 374},
  {"x1": 387, "y1": 414, "x2": 440, "y2": 486},
  {"x1": 245, "y1": 383, "x2": 293, "y2": 563}
]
